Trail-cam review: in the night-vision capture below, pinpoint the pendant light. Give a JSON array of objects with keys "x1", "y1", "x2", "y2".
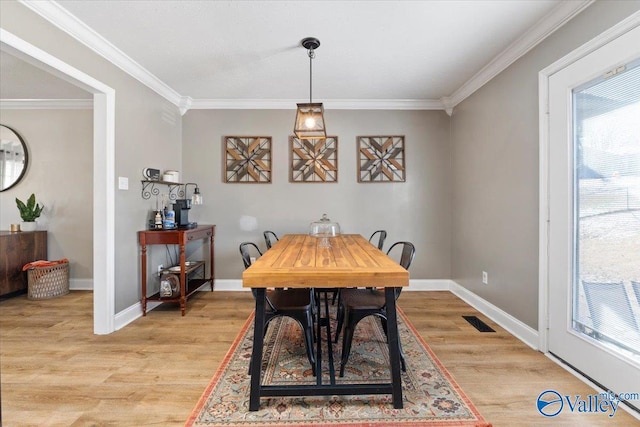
[{"x1": 294, "y1": 37, "x2": 327, "y2": 140}]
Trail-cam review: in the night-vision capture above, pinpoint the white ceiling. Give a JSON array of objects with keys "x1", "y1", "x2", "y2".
[{"x1": 4, "y1": 0, "x2": 592, "y2": 111}]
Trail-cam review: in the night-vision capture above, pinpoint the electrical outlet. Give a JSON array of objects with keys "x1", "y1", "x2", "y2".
[
  {"x1": 482, "y1": 271, "x2": 488, "y2": 285},
  {"x1": 158, "y1": 264, "x2": 164, "y2": 276},
  {"x1": 250, "y1": 257, "x2": 257, "y2": 265}
]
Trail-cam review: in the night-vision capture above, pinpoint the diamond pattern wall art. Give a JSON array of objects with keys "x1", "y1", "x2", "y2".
[
  {"x1": 358, "y1": 136, "x2": 406, "y2": 183},
  {"x1": 290, "y1": 136, "x2": 338, "y2": 183},
  {"x1": 224, "y1": 136, "x2": 272, "y2": 183}
]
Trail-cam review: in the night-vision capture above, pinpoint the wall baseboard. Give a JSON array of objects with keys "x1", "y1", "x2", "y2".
[
  {"x1": 113, "y1": 279, "x2": 540, "y2": 351},
  {"x1": 405, "y1": 279, "x2": 452, "y2": 291},
  {"x1": 114, "y1": 300, "x2": 160, "y2": 331},
  {"x1": 449, "y1": 281, "x2": 539, "y2": 350},
  {"x1": 212, "y1": 279, "x2": 249, "y2": 291},
  {"x1": 114, "y1": 302, "x2": 143, "y2": 331},
  {"x1": 69, "y1": 278, "x2": 93, "y2": 290}
]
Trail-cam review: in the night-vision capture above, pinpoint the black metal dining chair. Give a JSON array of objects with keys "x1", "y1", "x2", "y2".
[
  {"x1": 263, "y1": 231, "x2": 279, "y2": 250},
  {"x1": 369, "y1": 230, "x2": 387, "y2": 251},
  {"x1": 239, "y1": 242, "x2": 316, "y2": 375},
  {"x1": 334, "y1": 241, "x2": 415, "y2": 377}
]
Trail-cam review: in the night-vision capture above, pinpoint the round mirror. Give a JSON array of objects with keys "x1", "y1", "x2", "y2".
[{"x1": 0, "y1": 124, "x2": 29, "y2": 192}]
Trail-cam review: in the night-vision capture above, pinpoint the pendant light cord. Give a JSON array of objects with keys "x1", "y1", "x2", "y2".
[{"x1": 308, "y1": 48, "x2": 315, "y2": 103}]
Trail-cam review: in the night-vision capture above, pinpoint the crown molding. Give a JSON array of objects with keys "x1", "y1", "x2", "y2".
[
  {"x1": 178, "y1": 96, "x2": 193, "y2": 116},
  {"x1": 19, "y1": 0, "x2": 183, "y2": 106},
  {"x1": 189, "y1": 98, "x2": 445, "y2": 111},
  {"x1": 446, "y1": 0, "x2": 594, "y2": 111},
  {"x1": 20, "y1": 0, "x2": 592, "y2": 114},
  {"x1": 327, "y1": 99, "x2": 444, "y2": 110},
  {"x1": 0, "y1": 98, "x2": 93, "y2": 109}
]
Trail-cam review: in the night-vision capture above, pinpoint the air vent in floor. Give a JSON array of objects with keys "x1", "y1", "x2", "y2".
[{"x1": 462, "y1": 315, "x2": 496, "y2": 332}]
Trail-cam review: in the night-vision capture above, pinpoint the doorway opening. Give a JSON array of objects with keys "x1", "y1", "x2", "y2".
[{"x1": 1, "y1": 28, "x2": 116, "y2": 334}]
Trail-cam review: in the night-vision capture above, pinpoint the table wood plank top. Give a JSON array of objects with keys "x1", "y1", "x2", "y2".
[{"x1": 242, "y1": 234, "x2": 409, "y2": 288}]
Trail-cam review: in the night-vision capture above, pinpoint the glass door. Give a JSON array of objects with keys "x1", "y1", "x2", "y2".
[
  {"x1": 572, "y1": 60, "x2": 640, "y2": 359},
  {"x1": 547, "y1": 25, "x2": 640, "y2": 408}
]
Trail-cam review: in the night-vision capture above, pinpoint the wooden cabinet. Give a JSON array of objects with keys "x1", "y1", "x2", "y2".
[
  {"x1": 138, "y1": 225, "x2": 215, "y2": 316},
  {"x1": 0, "y1": 231, "x2": 47, "y2": 297}
]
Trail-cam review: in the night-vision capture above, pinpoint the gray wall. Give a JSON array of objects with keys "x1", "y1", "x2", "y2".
[
  {"x1": 0, "y1": 109, "x2": 93, "y2": 281},
  {"x1": 450, "y1": 0, "x2": 640, "y2": 329},
  {"x1": 182, "y1": 109, "x2": 452, "y2": 280},
  {"x1": 1, "y1": 2, "x2": 183, "y2": 312}
]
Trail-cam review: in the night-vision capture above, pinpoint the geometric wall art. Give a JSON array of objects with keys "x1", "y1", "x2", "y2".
[
  {"x1": 224, "y1": 136, "x2": 272, "y2": 183},
  {"x1": 357, "y1": 135, "x2": 405, "y2": 183},
  {"x1": 290, "y1": 136, "x2": 338, "y2": 183}
]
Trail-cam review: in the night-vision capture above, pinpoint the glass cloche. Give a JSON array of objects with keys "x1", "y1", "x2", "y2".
[{"x1": 309, "y1": 213, "x2": 341, "y2": 239}]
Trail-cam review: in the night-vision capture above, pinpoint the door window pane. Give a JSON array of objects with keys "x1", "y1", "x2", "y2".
[{"x1": 573, "y1": 60, "x2": 640, "y2": 359}]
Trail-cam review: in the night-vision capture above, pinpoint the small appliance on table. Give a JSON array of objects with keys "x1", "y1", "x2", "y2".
[{"x1": 173, "y1": 199, "x2": 197, "y2": 228}]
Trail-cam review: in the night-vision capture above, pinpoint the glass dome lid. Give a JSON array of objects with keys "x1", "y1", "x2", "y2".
[{"x1": 309, "y1": 213, "x2": 341, "y2": 238}]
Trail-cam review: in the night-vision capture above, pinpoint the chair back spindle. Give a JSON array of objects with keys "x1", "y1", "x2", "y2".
[
  {"x1": 369, "y1": 230, "x2": 387, "y2": 250},
  {"x1": 263, "y1": 231, "x2": 279, "y2": 250},
  {"x1": 239, "y1": 241, "x2": 262, "y2": 269}
]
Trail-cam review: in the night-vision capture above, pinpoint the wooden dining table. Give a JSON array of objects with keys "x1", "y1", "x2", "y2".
[{"x1": 242, "y1": 233, "x2": 409, "y2": 411}]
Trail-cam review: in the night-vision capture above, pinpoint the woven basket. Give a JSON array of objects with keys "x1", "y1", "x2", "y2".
[{"x1": 27, "y1": 261, "x2": 70, "y2": 300}]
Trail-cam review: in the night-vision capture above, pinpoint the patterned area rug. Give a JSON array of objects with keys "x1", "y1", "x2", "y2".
[{"x1": 186, "y1": 306, "x2": 490, "y2": 426}]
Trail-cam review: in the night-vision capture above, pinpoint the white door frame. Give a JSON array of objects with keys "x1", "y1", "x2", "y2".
[
  {"x1": 0, "y1": 28, "x2": 116, "y2": 334},
  {"x1": 538, "y1": 12, "x2": 640, "y2": 352}
]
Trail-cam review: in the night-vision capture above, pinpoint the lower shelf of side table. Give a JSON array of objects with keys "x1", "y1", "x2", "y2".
[{"x1": 146, "y1": 278, "x2": 212, "y2": 303}]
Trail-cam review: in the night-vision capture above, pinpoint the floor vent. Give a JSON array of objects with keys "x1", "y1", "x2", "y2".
[{"x1": 463, "y1": 315, "x2": 496, "y2": 332}]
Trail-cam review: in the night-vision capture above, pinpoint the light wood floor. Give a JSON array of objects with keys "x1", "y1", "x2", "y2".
[{"x1": 1, "y1": 291, "x2": 638, "y2": 426}]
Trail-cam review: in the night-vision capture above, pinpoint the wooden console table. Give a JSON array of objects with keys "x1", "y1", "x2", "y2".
[
  {"x1": 138, "y1": 225, "x2": 215, "y2": 316},
  {"x1": 0, "y1": 230, "x2": 48, "y2": 298}
]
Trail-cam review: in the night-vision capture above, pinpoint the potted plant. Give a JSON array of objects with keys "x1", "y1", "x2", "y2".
[{"x1": 16, "y1": 193, "x2": 44, "y2": 232}]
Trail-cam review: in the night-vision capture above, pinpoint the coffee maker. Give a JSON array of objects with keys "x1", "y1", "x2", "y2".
[{"x1": 173, "y1": 199, "x2": 196, "y2": 228}]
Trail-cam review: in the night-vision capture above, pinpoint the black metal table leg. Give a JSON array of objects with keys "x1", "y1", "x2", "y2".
[
  {"x1": 249, "y1": 288, "x2": 266, "y2": 411},
  {"x1": 385, "y1": 287, "x2": 404, "y2": 409},
  {"x1": 249, "y1": 287, "x2": 402, "y2": 410},
  {"x1": 323, "y1": 291, "x2": 337, "y2": 384},
  {"x1": 315, "y1": 289, "x2": 322, "y2": 386}
]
